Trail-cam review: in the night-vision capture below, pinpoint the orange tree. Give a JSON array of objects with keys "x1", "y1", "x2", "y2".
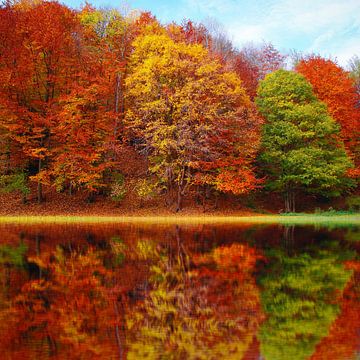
[{"x1": 296, "y1": 56, "x2": 360, "y2": 173}]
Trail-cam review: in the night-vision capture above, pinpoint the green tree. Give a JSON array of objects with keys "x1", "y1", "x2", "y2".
[{"x1": 256, "y1": 70, "x2": 354, "y2": 212}]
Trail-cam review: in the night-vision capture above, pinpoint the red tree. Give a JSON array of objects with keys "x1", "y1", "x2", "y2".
[{"x1": 296, "y1": 56, "x2": 360, "y2": 170}]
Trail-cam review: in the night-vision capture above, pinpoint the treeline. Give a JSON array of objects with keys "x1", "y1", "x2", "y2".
[{"x1": 0, "y1": 0, "x2": 359, "y2": 211}]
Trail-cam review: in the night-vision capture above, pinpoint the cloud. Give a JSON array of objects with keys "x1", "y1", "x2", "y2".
[
  {"x1": 199, "y1": 0, "x2": 360, "y2": 65},
  {"x1": 65, "y1": 0, "x2": 360, "y2": 65}
]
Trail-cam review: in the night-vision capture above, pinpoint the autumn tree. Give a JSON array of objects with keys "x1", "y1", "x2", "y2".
[
  {"x1": 0, "y1": 1, "x2": 82, "y2": 202},
  {"x1": 78, "y1": 5, "x2": 138, "y2": 144},
  {"x1": 348, "y1": 55, "x2": 360, "y2": 100},
  {"x1": 50, "y1": 85, "x2": 115, "y2": 195},
  {"x1": 296, "y1": 56, "x2": 360, "y2": 169},
  {"x1": 256, "y1": 70, "x2": 355, "y2": 212},
  {"x1": 125, "y1": 29, "x2": 260, "y2": 210},
  {"x1": 46, "y1": 6, "x2": 137, "y2": 196},
  {"x1": 231, "y1": 53, "x2": 260, "y2": 99},
  {"x1": 232, "y1": 42, "x2": 286, "y2": 99}
]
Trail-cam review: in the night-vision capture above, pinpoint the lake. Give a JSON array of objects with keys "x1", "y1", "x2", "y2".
[{"x1": 0, "y1": 221, "x2": 359, "y2": 359}]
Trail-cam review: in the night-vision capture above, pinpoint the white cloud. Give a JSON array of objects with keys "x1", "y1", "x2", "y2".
[
  {"x1": 227, "y1": 24, "x2": 267, "y2": 45},
  {"x1": 193, "y1": 0, "x2": 360, "y2": 65},
  {"x1": 125, "y1": 0, "x2": 360, "y2": 65}
]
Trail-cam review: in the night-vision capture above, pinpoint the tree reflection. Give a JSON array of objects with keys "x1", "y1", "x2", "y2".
[
  {"x1": 0, "y1": 246, "x2": 125, "y2": 359},
  {"x1": 126, "y1": 241, "x2": 264, "y2": 359},
  {"x1": 258, "y1": 242, "x2": 355, "y2": 360},
  {"x1": 310, "y1": 261, "x2": 360, "y2": 360},
  {"x1": 0, "y1": 224, "x2": 358, "y2": 360}
]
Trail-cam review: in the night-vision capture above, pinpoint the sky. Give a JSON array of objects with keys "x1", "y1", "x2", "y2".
[{"x1": 61, "y1": 0, "x2": 360, "y2": 66}]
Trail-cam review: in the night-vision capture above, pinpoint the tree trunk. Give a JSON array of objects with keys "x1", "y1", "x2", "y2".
[
  {"x1": 176, "y1": 167, "x2": 186, "y2": 212},
  {"x1": 176, "y1": 184, "x2": 183, "y2": 212},
  {"x1": 37, "y1": 158, "x2": 43, "y2": 204},
  {"x1": 284, "y1": 189, "x2": 296, "y2": 213},
  {"x1": 214, "y1": 192, "x2": 219, "y2": 210}
]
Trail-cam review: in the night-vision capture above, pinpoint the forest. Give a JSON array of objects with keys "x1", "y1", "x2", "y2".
[{"x1": 0, "y1": 0, "x2": 359, "y2": 213}]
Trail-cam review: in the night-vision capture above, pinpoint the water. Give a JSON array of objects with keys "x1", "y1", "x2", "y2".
[{"x1": 0, "y1": 222, "x2": 359, "y2": 359}]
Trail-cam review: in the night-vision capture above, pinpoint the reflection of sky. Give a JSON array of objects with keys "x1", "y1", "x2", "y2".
[{"x1": 62, "y1": 0, "x2": 360, "y2": 66}]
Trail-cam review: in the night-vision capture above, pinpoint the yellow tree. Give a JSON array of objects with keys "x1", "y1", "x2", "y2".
[{"x1": 125, "y1": 29, "x2": 259, "y2": 211}]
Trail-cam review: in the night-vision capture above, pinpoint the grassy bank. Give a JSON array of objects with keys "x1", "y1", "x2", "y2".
[{"x1": 0, "y1": 214, "x2": 358, "y2": 226}]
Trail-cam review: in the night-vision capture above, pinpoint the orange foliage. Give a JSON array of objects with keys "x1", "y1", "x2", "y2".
[
  {"x1": 296, "y1": 56, "x2": 360, "y2": 169},
  {"x1": 0, "y1": 247, "x2": 125, "y2": 359}
]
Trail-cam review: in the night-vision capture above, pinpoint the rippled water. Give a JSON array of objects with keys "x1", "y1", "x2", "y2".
[{"x1": 0, "y1": 222, "x2": 359, "y2": 359}]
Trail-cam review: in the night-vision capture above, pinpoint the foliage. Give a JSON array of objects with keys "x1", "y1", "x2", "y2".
[
  {"x1": 125, "y1": 30, "x2": 260, "y2": 209},
  {"x1": 345, "y1": 195, "x2": 360, "y2": 212},
  {"x1": 232, "y1": 42, "x2": 286, "y2": 99},
  {"x1": 135, "y1": 178, "x2": 158, "y2": 200},
  {"x1": 256, "y1": 70, "x2": 355, "y2": 211},
  {"x1": 0, "y1": 1, "x2": 358, "y2": 212},
  {"x1": 0, "y1": 172, "x2": 30, "y2": 197},
  {"x1": 0, "y1": 1, "x2": 82, "y2": 202},
  {"x1": 296, "y1": 56, "x2": 360, "y2": 167},
  {"x1": 0, "y1": 242, "x2": 27, "y2": 267},
  {"x1": 110, "y1": 172, "x2": 126, "y2": 202}
]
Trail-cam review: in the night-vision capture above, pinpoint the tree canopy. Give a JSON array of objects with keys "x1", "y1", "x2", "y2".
[{"x1": 256, "y1": 70, "x2": 355, "y2": 212}]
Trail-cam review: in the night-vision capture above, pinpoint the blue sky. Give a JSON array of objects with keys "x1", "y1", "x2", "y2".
[{"x1": 62, "y1": 0, "x2": 360, "y2": 66}]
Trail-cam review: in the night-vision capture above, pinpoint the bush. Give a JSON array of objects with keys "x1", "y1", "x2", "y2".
[
  {"x1": 110, "y1": 173, "x2": 126, "y2": 202},
  {"x1": 136, "y1": 179, "x2": 158, "y2": 201},
  {"x1": 0, "y1": 172, "x2": 30, "y2": 201},
  {"x1": 346, "y1": 196, "x2": 360, "y2": 212}
]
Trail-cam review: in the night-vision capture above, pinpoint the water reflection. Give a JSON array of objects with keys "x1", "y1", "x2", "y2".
[{"x1": 0, "y1": 223, "x2": 358, "y2": 359}]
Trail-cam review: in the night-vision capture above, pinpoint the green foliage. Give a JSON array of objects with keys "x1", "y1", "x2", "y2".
[
  {"x1": 256, "y1": 70, "x2": 355, "y2": 204},
  {"x1": 259, "y1": 245, "x2": 354, "y2": 360},
  {"x1": 0, "y1": 242, "x2": 27, "y2": 267},
  {"x1": 346, "y1": 195, "x2": 360, "y2": 212},
  {"x1": 110, "y1": 172, "x2": 126, "y2": 202},
  {"x1": 0, "y1": 172, "x2": 30, "y2": 197}
]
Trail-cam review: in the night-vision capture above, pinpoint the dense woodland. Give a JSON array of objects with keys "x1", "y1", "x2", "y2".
[{"x1": 0, "y1": 0, "x2": 359, "y2": 212}]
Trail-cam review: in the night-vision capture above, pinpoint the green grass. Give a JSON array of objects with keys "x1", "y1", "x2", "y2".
[
  {"x1": 0, "y1": 214, "x2": 358, "y2": 226},
  {"x1": 281, "y1": 210, "x2": 358, "y2": 216}
]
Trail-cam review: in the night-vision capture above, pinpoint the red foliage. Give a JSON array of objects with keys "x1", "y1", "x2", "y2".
[
  {"x1": 232, "y1": 53, "x2": 260, "y2": 99},
  {"x1": 296, "y1": 56, "x2": 360, "y2": 169}
]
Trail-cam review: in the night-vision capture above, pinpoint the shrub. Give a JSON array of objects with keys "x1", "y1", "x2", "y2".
[
  {"x1": 136, "y1": 179, "x2": 158, "y2": 201},
  {"x1": 0, "y1": 172, "x2": 30, "y2": 202},
  {"x1": 346, "y1": 196, "x2": 360, "y2": 212},
  {"x1": 110, "y1": 173, "x2": 126, "y2": 202}
]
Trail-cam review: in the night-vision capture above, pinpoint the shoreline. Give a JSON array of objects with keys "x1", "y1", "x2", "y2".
[{"x1": 0, "y1": 214, "x2": 359, "y2": 225}]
